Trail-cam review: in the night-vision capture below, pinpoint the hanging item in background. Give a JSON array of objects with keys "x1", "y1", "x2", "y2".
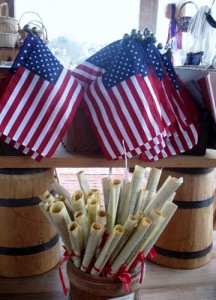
[
  {"x1": 186, "y1": 4, "x2": 216, "y2": 66},
  {"x1": 176, "y1": 1, "x2": 198, "y2": 32},
  {"x1": 165, "y1": 3, "x2": 183, "y2": 51},
  {"x1": 205, "y1": 0, "x2": 216, "y2": 28},
  {"x1": 17, "y1": 11, "x2": 48, "y2": 47},
  {"x1": 0, "y1": 34, "x2": 84, "y2": 161}
]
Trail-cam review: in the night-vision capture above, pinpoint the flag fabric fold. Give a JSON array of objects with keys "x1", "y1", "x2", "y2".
[{"x1": 0, "y1": 34, "x2": 84, "y2": 161}]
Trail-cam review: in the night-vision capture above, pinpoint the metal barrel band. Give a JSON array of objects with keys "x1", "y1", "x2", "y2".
[
  {"x1": 0, "y1": 190, "x2": 55, "y2": 207},
  {"x1": 173, "y1": 196, "x2": 214, "y2": 209},
  {"x1": 0, "y1": 233, "x2": 59, "y2": 256},
  {"x1": 154, "y1": 243, "x2": 213, "y2": 260}
]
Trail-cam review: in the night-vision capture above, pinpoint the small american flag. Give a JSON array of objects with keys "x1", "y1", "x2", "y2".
[
  {"x1": 0, "y1": 34, "x2": 84, "y2": 160},
  {"x1": 74, "y1": 35, "x2": 199, "y2": 161},
  {"x1": 72, "y1": 40, "x2": 121, "y2": 88}
]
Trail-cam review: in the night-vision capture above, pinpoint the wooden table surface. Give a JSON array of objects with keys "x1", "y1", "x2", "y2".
[{"x1": 0, "y1": 231, "x2": 215, "y2": 300}]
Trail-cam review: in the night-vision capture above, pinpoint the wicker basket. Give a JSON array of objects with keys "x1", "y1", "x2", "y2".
[
  {"x1": 0, "y1": 3, "x2": 18, "y2": 48},
  {"x1": 0, "y1": 16, "x2": 18, "y2": 33},
  {"x1": 18, "y1": 11, "x2": 48, "y2": 44},
  {"x1": 0, "y1": 32, "x2": 18, "y2": 48}
]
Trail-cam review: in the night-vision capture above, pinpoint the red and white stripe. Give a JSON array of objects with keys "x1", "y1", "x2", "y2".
[
  {"x1": 83, "y1": 73, "x2": 173, "y2": 160},
  {"x1": 0, "y1": 66, "x2": 83, "y2": 160},
  {"x1": 72, "y1": 61, "x2": 105, "y2": 88}
]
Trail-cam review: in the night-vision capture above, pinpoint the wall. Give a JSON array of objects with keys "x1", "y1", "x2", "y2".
[{"x1": 139, "y1": 0, "x2": 159, "y2": 33}]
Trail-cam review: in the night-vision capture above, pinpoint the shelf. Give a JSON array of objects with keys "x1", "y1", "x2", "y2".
[{"x1": 0, "y1": 144, "x2": 216, "y2": 168}]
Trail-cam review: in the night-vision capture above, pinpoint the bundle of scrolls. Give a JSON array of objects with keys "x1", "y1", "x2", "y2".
[{"x1": 39, "y1": 166, "x2": 183, "y2": 290}]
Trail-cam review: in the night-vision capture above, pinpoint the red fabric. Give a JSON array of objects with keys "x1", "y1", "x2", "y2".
[
  {"x1": 109, "y1": 264, "x2": 132, "y2": 293},
  {"x1": 147, "y1": 247, "x2": 157, "y2": 259},
  {"x1": 58, "y1": 247, "x2": 81, "y2": 296},
  {"x1": 129, "y1": 252, "x2": 145, "y2": 284}
]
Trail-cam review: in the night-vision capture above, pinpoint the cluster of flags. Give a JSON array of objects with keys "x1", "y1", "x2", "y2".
[
  {"x1": 0, "y1": 32, "x2": 200, "y2": 162},
  {"x1": 72, "y1": 33, "x2": 200, "y2": 161}
]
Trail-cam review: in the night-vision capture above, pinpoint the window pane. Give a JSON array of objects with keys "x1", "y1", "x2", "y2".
[{"x1": 15, "y1": 0, "x2": 140, "y2": 67}]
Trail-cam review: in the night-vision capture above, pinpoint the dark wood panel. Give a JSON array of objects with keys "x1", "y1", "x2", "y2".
[{"x1": 0, "y1": 0, "x2": 14, "y2": 17}]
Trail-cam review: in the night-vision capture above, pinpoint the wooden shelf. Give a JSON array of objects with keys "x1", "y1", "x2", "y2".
[
  {"x1": 0, "y1": 144, "x2": 216, "y2": 168},
  {"x1": 0, "y1": 232, "x2": 215, "y2": 299}
]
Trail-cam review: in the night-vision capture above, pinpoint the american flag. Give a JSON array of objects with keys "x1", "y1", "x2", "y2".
[
  {"x1": 0, "y1": 34, "x2": 84, "y2": 160},
  {"x1": 71, "y1": 40, "x2": 121, "y2": 88},
  {"x1": 72, "y1": 35, "x2": 199, "y2": 161}
]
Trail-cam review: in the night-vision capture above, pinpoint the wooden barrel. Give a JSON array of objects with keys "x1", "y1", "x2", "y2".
[
  {"x1": 67, "y1": 260, "x2": 143, "y2": 300},
  {"x1": 0, "y1": 168, "x2": 61, "y2": 277},
  {"x1": 151, "y1": 168, "x2": 215, "y2": 269}
]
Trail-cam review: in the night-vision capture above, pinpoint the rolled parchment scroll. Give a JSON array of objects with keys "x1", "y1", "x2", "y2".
[
  {"x1": 81, "y1": 222, "x2": 104, "y2": 272},
  {"x1": 74, "y1": 210, "x2": 90, "y2": 247},
  {"x1": 87, "y1": 197, "x2": 100, "y2": 225},
  {"x1": 144, "y1": 167, "x2": 162, "y2": 207},
  {"x1": 50, "y1": 201, "x2": 72, "y2": 254},
  {"x1": 110, "y1": 217, "x2": 151, "y2": 274},
  {"x1": 121, "y1": 165, "x2": 145, "y2": 223},
  {"x1": 109, "y1": 214, "x2": 138, "y2": 265},
  {"x1": 106, "y1": 179, "x2": 122, "y2": 234},
  {"x1": 91, "y1": 224, "x2": 124, "y2": 276},
  {"x1": 68, "y1": 221, "x2": 83, "y2": 268},
  {"x1": 39, "y1": 190, "x2": 55, "y2": 203},
  {"x1": 77, "y1": 170, "x2": 90, "y2": 193},
  {"x1": 71, "y1": 190, "x2": 86, "y2": 215},
  {"x1": 144, "y1": 176, "x2": 183, "y2": 215}
]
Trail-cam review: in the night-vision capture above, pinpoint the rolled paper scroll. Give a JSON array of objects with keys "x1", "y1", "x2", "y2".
[
  {"x1": 143, "y1": 202, "x2": 178, "y2": 257},
  {"x1": 136, "y1": 211, "x2": 146, "y2": 224},
  {"x1": 144, "y1": 168, "x2": 162, "y2": 207},
  {"x1": 116, "y1": 179, "x2": 131, "y2": 225},
  {"x1": 109, "y1": 214, "x2": 138, "y2": 265},
  {"x1": 106, "y1": 179, "x2": 122, "y2": 234},
  {"x1": 71, "y1": 190, "x2": 86, "y2": 215},
  {"x1": 74, "y1": 210, "x2": 90, "y2": 247},
  {"x1": 95, "y1": 210, "x2": 107, "y2": 229},
  {"x1": 133, "y1": 188, "x2": 148, "y2": 214},
  {"x1": 77, "y1": 170, "x2": 90, "y2": 193},
  {"x1": 125, "y1": 208, "x2": 165, "y2": 270},
  {"x1": 110, "y1": 217, "x2": 151, "y2": 274},
  {"x1": 50, "y1": 201, "x2": 72, "y2": 254},
  {"x1": 102, "y1": 177, "x2": 111, "y2": 213},
  {"x1": 87, "y1": 197, "x2": 100, "y2": 225},
  {"x1": 95, "y1": 210, "x2": 107, "y2": 257},
  {"x1": 81, "y1": 222, "x2": 104, "y2": 272},
  {"x1": 84, "y1": 190, "x2": 95, "y2": 203},
  {"x1": 39, "y1": 202, "x2": 54, "y2": 225},
  {"x1": 39, "y1": 190, "x2": 55, "y2": 203},
  {"x1": 91, "y1": 224, "x2": 124, "y2": 276},
  {"x1": 58, "y1": 195, "x2": 74, "y2": 220},
  {"x1": 51, "y1": 180, "x2": 71, "y2": 202},
  {"x1": 144, "y1": 176, "x2": 183, "y2": 215},
  {"x1": 85, "y1": 188, "x2": 101, "y2": 208},
  {"x1": 90, "y1": 188, "x2": 101, "y2": 206},
  {"x1": 121, "y1": 165, "x2": 145, "y2": 223},
  {"x1": 68, "y1": 221, "x2": 83, "y2": 268}
]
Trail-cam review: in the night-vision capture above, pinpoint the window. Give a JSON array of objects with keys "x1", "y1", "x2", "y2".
[{"x1": 15, "y1": 0, "x2": 140, "y2": 68}]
